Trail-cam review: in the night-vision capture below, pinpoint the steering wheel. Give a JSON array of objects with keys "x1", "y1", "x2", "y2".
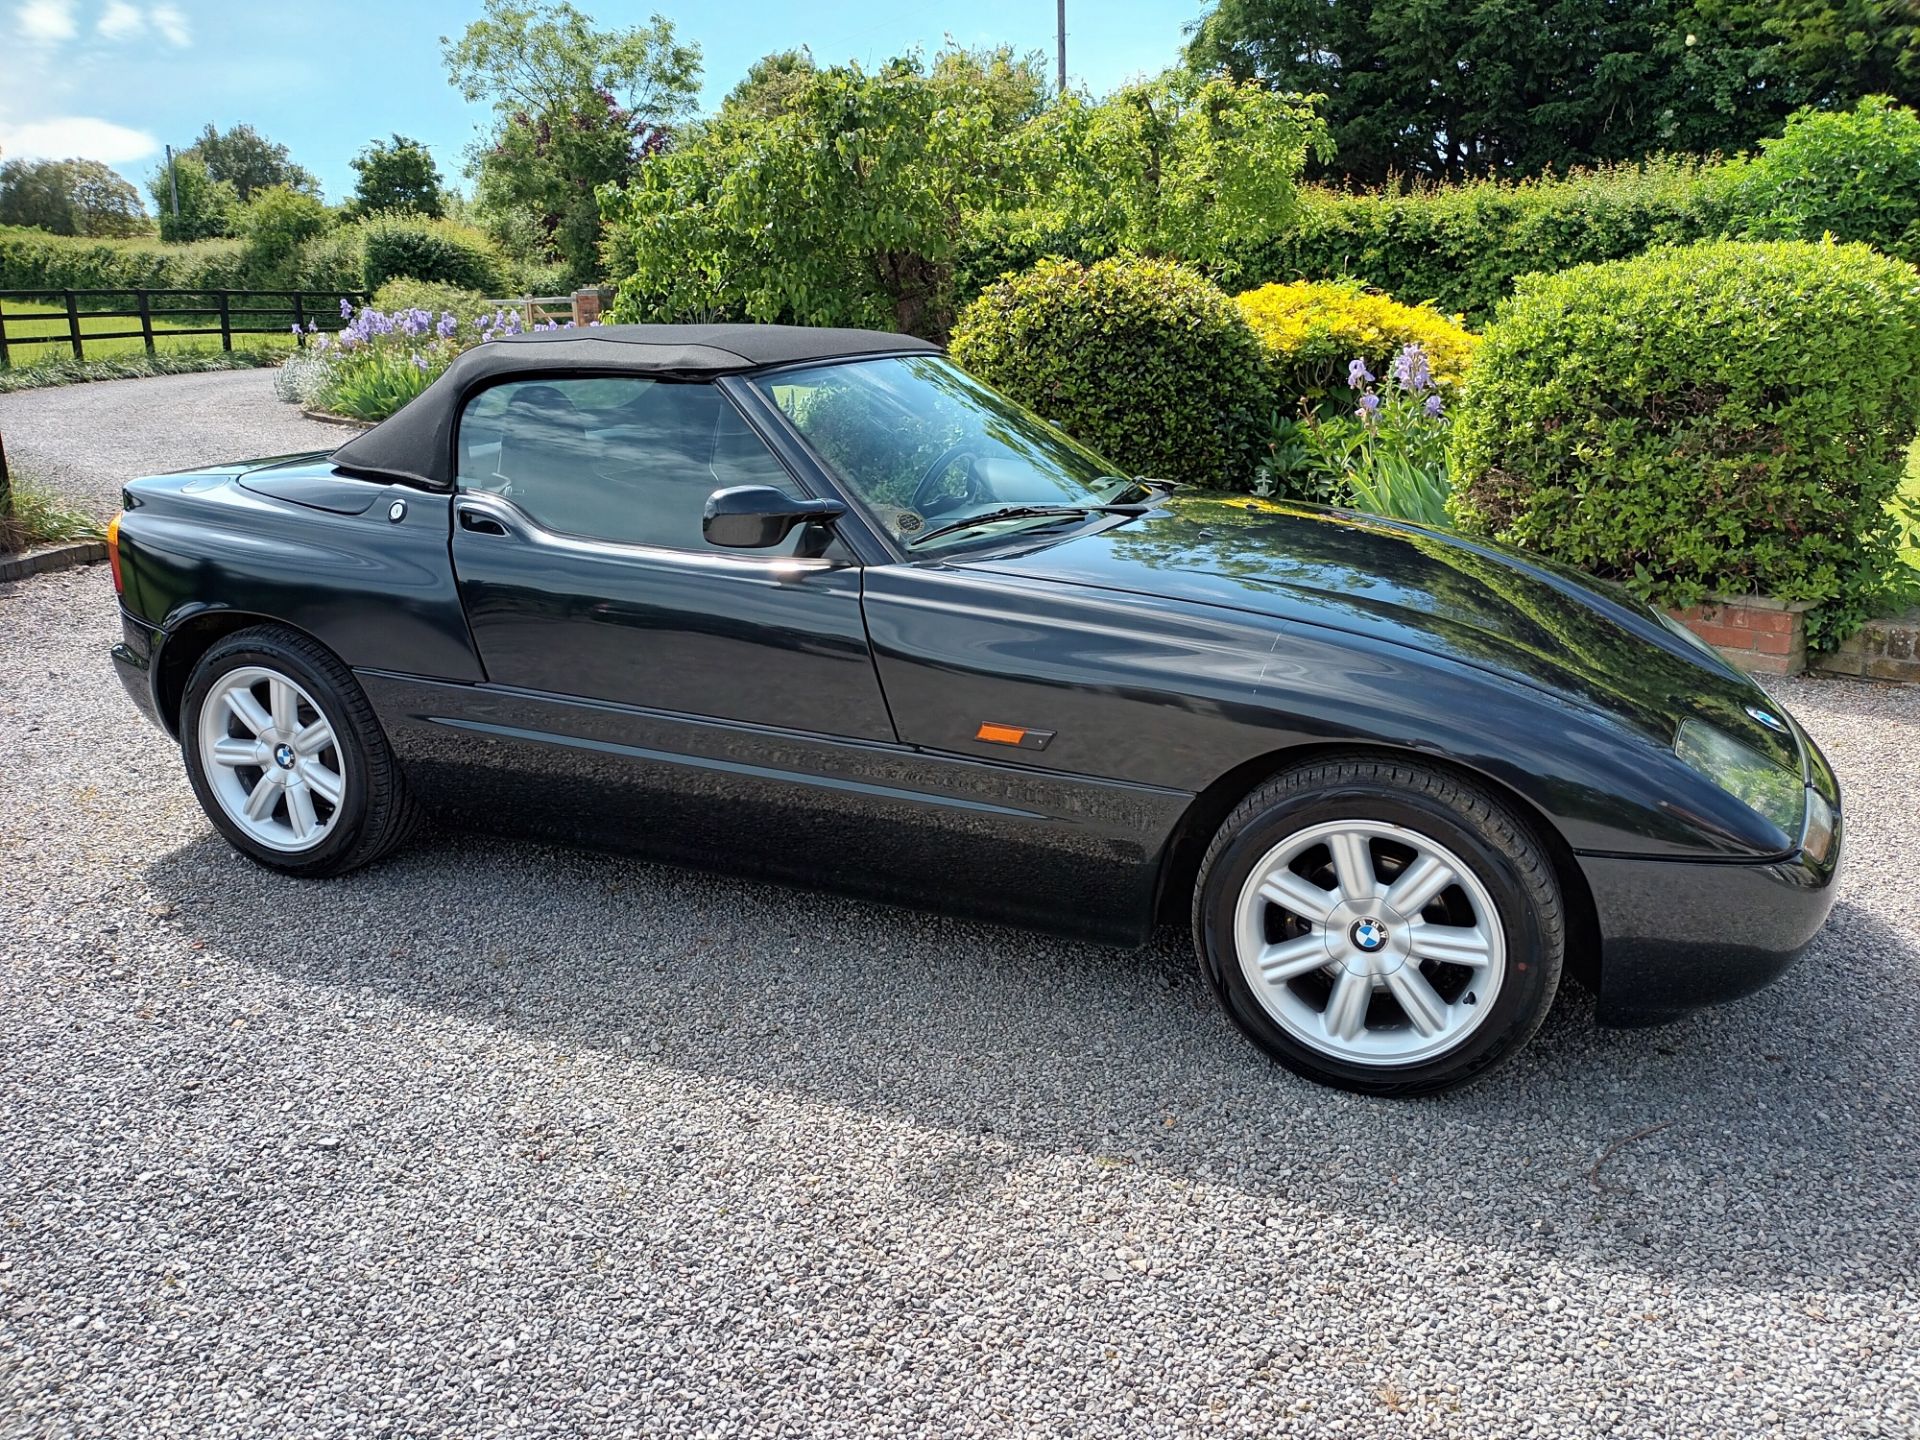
[{"x1": 911, "y1": 443, "x2": 987, "y2": 517}]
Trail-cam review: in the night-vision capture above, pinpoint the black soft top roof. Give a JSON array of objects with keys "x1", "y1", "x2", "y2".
[{"x1": 330, "y1": 323, "x2": 940, "y2": 489}]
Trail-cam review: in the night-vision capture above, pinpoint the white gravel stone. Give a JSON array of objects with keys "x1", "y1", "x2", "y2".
[{"x1": 1, "y1": 378, "x2": 1917, "y2": 1437}]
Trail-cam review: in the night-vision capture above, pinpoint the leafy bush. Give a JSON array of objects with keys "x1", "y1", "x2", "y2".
[
  {"x1": 284, "y1": 226, "x2": 366, "y2": 293},
  {"x1": 502, "y1": 258, "x2": 573, "y2": 297},
  {"x1": 1714, "y1": 96, "x2": 1920, "y2": 262},
  {"x1": 1451, "y1": 240, "x2": 1920, "y2": 647},
  {"x1": 241, "y1": 185, "x2": 332, "y2": 282},
  {"x1": 950, "y1": 256, "x2": 1270, "y2": 490},
  {"x1": 356, "y1": 212, "x2": 506, "y2": 295},
  {"x1": 371, "y1": 278, "x2": 499, "y2": 324},
  {"x1": 1235, "y1": 280, "x2": 1476, "y2": 413}
]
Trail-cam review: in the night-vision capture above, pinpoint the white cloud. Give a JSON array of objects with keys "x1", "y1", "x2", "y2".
[
  {"x1": 17, "y1": 0, "x2": 77, "y2": 43},
  {"x1": 148, "y1": 2, "x2": 187, "y2": 46},
  {"x1": 96, "y1": 0, "x2": 142, "y2": 39},
  {"x1": 0, "y1": 115, "x2": 159, "y2": 164}
]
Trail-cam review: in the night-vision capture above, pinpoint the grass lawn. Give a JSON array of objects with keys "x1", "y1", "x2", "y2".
[{"x1": 1, "y1": 298, "x2": 299, "y2": 368}]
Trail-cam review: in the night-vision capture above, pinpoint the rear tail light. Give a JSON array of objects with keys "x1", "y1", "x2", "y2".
[{"x1": 105, "y1": 512, "x2": 124, "y2": 594}]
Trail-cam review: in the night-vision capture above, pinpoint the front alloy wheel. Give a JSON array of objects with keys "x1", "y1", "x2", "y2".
[{"x1": 1195, "y1": 756, "x2": 1563, "y2": 1096}]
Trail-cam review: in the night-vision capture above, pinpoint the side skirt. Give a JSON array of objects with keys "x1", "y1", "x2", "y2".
[{"x1": 357, "y1": 671, "x2": 1192, "y2": 947}]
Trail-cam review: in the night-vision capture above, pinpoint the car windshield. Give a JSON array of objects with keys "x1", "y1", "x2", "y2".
[{"x1": 751, "y1": 355, "x2": 1143, "y2": 550}]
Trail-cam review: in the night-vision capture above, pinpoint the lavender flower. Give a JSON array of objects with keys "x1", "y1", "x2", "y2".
[{"x1": 1347, "y1": 358, "x2": 1374, "y2": 390}]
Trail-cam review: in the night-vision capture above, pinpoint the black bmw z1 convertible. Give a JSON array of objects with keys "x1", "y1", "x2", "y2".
[{"x1": 105, "y1": 324, "x2": 1842, "y2": 1094}]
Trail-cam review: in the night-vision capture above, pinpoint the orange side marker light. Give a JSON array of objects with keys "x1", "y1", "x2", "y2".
[{"x1": 105, "y1": 512, "x2": 124, "y2": 594}]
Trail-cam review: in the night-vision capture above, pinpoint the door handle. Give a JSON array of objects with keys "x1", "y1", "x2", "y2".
[{"x1": 458, "y1": 505, "x2": 510, "y2": 537}]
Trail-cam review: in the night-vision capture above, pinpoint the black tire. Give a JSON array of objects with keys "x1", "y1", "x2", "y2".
[
  {"x1": 1193, "y1": 754, "x2": 1563, "y2": 1097},
  {"x1": 179, "y1": 625, "x2": 421, "y2": 878}
]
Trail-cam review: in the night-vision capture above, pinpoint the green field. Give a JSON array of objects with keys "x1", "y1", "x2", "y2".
[{"x1": 0, "y1": 298, "x2": 300, "y2": 367}]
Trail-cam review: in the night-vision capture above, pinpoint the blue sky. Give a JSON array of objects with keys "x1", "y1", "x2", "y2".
[{"x1": 2, "y1": 0, "x2": 1207, "y2": 204}]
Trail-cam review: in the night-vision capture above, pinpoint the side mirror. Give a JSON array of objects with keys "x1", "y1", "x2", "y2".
[{"x1": 703, "y1": 485, "x2": 846, "y2": 549}]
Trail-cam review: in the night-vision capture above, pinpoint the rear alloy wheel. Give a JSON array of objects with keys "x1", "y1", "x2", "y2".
[
  {"x1": 1194, "y1": 756, "x2": 1563, "y2": 1096},
  {"x1": 180, "y1": 626, "x2": 420, "y2": 877},
  {"x1": 196, "y1": 666, "x2": 348, "y2": 853}
]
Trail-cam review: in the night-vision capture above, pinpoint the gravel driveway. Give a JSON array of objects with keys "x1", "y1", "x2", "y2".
[
  {"x1": 2, "y1": 385, "x2": 1918, "y2": 1438},
  {"x1": 0, "y1": 369, "x2": 345, "y2": 518}
]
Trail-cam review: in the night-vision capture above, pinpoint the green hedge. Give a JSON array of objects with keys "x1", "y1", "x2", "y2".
[
  {"x1": 950, "y1": 256, "x2": 1270, "y2": 490},
  {"x1": 1450, "y1": 240, "x2": 1920, "y2": 647},
  {"x1": 1231, "y1": 160, "x2": 1724, "y2": 326},
  {"x1": 0, "y1": 226, "x2": 250, "y2": 292},
  {"x1": 2, "y1": 212, "x2": 508, "y2": 300}
]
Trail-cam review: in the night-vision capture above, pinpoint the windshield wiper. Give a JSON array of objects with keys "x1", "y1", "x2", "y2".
[
  {"x1": 906, "y1": 502, "x2": 1148, "y2": 548},
  {"x1": 1098, "y1": 475, "x2": 1180, "y2": 504}
]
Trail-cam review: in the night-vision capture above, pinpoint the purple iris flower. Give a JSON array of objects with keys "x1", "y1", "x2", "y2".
[
  {"x1": 437, "y1": 312, "x2": 458, "y2": 339},
  {"x1": 411, "y1": 353, "x2": 430, "y2": 372},
  {"x1": 1356, "y1": 392, "x2": 1382, "y2": 420},
  {"x1": 1424, "y1": 393, "x2": 1445, "y2": 418},
  {"x1": 1347, "y1": 358, "x2": 1374, "y2": 390},
  {"x1": 340, "y1": 298, "x2": 353, "y2": 320},
  {"x1": 1390, "y1": 343, "x2": 1432, "y2": 394}
]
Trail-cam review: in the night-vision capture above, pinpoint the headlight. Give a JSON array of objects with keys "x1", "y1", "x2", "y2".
[
  {"x1": 1673, "y1": 718, "x2": 1806, "y2": 839},
  {"x1": 1802, "y1": 785, "x2": 1837, "y2": 865}
]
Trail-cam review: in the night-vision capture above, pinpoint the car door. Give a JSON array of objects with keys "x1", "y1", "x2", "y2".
[
  {"x1": 414, "y1": 373, "x2": 908, "y2": 872},
  {"x1": 449, "y1": 375, "x2": 892, "y2": 737}
]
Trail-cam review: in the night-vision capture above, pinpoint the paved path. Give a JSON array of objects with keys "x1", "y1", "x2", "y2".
[{"x1": 0, "y1": 368, "x2": 346, "y2": 518}]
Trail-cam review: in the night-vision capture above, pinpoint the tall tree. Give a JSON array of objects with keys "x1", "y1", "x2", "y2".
[
  {"x1": 720, "y1": 48, "x2": 817, "y2": 122},
  {"x1": 1183, "y1": 0, "x2": 1918, "y2": 182},
  {"x1": 146, "y1": 152, "x2": 239, "y2": 241},
  {"x1": 67, "y1": 159, "x2": 149, "y2": 236},
  {"x1": 607, "y1": 55, "x2": 1002, "y2": 336},
  {"x1": 348, "y1": 134, "x2": 446, "y2": 217},
  {"x1": 442, "y1": 0, "x2": 701, "y2": 283},
  {"x1": 1, "y1": 158, "x2": 146, "y2": 236},
  {"x1": 185, "y1": 123, "x2": 318, "y2": 201},
  {"x1": 605, "y1": 52, "x2": 1325, "y2": 337}
]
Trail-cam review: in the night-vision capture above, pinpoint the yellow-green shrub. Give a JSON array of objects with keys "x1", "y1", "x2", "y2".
[{"x1": 1235, "y1": 280, "x2": 1476, "y2": 413}]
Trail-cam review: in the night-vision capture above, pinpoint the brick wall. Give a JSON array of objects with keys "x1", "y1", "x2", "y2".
[{"x1": 1666, "y1": 596, "x2": 1811, "y2": 676}]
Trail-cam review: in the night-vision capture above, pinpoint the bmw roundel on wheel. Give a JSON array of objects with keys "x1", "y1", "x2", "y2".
[{"x1": 102, "y1": 323, "x2": 1842, "y2": 1096}]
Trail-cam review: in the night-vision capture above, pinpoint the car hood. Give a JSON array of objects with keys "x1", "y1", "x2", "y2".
[{"x1": 963, "y1": 496, "x2": 1801, "y2": 770}]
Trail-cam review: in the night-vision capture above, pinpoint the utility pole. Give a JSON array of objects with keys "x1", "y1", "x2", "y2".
[
  {"x1": 1056, "y1": 0, "x2": 1067, "y2": 97},
  {"x1": 165, "y1": 144, "x2": 179, "y2": 217}
]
